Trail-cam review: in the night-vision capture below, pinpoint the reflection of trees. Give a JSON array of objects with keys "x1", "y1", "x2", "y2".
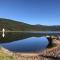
[
  {"x1": 0, "y1": 32, "x2": 30, "y2": 43},
  {"x1": 0, "y1": 32, "x2": 43, "y2": 43},
  {"x1": 0, "y1": 32, "x2": 59, "y2": 43}
]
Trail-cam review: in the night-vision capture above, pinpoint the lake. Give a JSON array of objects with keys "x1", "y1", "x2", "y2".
[
  {"x1": 0, "y1": 32, "x2": 59, "y2": 53},
  {"x1": 1, "y1": 36, "x2": 49, "y2": 53}
]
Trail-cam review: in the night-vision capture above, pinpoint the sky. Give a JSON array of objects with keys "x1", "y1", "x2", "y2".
[{"x1": 0, "y1": 0, "x2": 60, "y2": 25}]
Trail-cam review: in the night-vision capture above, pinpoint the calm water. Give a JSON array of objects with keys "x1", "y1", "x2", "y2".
[
  {"x1": 0, "y1": 32, "x2": 59, "y2": 53},
  {"x1": 1, "y1": 36, "x2": 49, "y2": 53}
]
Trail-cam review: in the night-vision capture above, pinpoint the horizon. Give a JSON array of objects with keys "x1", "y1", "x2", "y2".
[{"x1": 0, "y1": 0, "x2": 60, "y2": 25}]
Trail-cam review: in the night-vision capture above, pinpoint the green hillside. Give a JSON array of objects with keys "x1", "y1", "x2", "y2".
[{"x1": 0, "y1": 18, "x2": 60, "y2": 31}]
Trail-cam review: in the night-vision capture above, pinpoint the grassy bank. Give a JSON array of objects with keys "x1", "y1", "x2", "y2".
[{"x1": 0, "y1": 46, "x2": 15, "y2": 60}]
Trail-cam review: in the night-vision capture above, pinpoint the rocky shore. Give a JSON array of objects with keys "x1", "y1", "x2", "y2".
[{"x1": 39, "y1": 39, "x2": 60, "y2": 60}]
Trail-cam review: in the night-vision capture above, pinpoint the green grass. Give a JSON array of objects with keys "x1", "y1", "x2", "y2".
[{"x1": 0, "y1": 46, "x2": 15, "y2": 60}]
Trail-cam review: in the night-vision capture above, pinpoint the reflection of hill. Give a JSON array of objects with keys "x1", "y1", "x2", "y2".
[
  {"x1": 0, "y1": 32, "x2": 59, "y2": 43},
  {"x1": 0, "y1": 18, "x2": 60, "y2": 31},
  {"x1": 0, "y1": 32, "x2": 30, "y2": 43},
  {"x1": 0, "y1": 32, "x2": 42, "y2": 43}
]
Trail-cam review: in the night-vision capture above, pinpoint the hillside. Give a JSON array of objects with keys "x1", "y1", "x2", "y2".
[{"x1": 0, "y1": 18, "x2": 60, "y2": 31}]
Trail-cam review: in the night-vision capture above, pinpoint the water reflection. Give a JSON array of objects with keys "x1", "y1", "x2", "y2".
[
  {"x1": 1, "y1": 37, "x2": 49, "y2": 53},
  {"x1": 0, "y1": 32, "x2": 59, "y2": 43},
  {"x1": 0, "y1": 32, "x2": 59, "y2": 52}
]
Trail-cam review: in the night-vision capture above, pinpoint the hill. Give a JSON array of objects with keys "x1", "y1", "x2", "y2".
[{"x1": 0, "y1": 18, "x2": 60, "y2": 31}]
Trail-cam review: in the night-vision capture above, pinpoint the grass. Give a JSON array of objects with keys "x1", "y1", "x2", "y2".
[{"x1": 0, "y1": 46, "x2": 15, "y2": 60}]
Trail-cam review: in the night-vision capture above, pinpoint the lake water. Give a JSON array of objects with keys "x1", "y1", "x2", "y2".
[{"x1": 1, "y1": 36, "x2": 49, "y2": 53}]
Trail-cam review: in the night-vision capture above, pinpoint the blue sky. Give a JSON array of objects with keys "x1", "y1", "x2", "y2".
[{"x1": 0, "y1": 0, "x2": 60, "y2": 25}]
